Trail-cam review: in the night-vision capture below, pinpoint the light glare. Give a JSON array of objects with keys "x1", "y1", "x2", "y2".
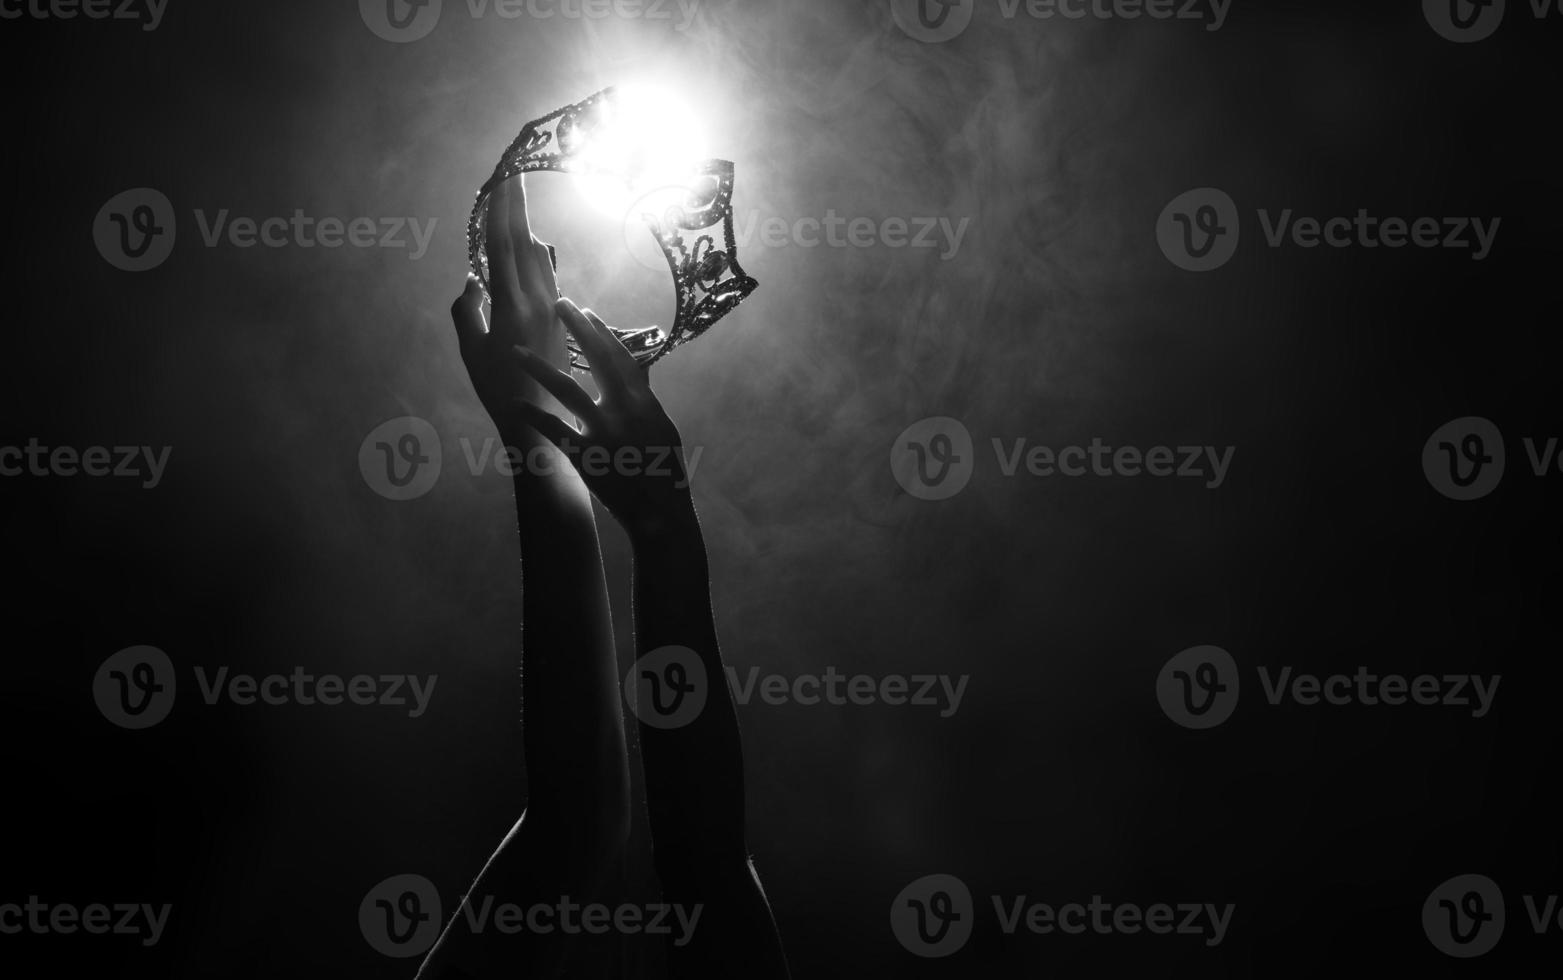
[{"x1": 571, "y1": 84, "x2": 709, "y2": 216}]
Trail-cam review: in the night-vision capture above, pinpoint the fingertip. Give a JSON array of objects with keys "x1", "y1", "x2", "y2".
[
  {"x1": 508, "y1": 174, "x2": 533, "y2": 229},
  {"x1": 487, "y1": 177, "x2": 516, "y2": 217},
  {"x1": 453, "y1": 276, "x2": 482, "y2": 314}
]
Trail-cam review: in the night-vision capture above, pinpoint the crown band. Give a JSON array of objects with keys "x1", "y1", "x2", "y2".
[{"x1": 466, "y1": 86, "x2": 757, "y2": 370}]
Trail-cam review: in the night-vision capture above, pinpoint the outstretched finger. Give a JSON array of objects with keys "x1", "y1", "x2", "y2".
[
  {"x1": 484, "y1": 177, "x2": 525, "y2": 317},
  {"x1": 510, "y1": 399, "x2": 583, "y2": 449},
  {"x1": 512, "y1": 345, "x2": 601, "y2": 424},
  {"x1": 581, "y1": 307, "x2": 643, "y2": 380},
  {"x1": 506, "y1": 176, "x2": 559, "y2": 304},
  {"x1": 555, "y1": 298, "x2": 627, "y2": 395}
]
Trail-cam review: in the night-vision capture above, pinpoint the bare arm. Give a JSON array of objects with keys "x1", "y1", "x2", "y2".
[
  {"x1": 513, "y1": 301, "x2": 790, "y2": 979},
  {"x1": 418, "y1": 179, "x2": 628, "y2": 980}
]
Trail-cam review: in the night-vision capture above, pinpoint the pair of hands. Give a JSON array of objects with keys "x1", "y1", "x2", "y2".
[{"x1": 450, "y1": 175, "x2": 691, "y2": 533}]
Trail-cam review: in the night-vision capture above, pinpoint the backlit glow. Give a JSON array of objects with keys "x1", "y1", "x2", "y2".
[{"x1": 570, "y1": 83, "x2": 709, "y2": 217}]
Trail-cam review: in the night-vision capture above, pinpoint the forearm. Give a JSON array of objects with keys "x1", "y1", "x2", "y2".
[
  {"x1": 509, "y1": 429, "x2": 626, "y2": 841},
  {"x1": 628, "y1": 497, "x2": 749, "y2": 867},
  {"x1": 629, "y1": 500, "x2": 792, "y2": 979},
  {"x1": 418, "y1": 432, "x2": 621, "y2": 980}
]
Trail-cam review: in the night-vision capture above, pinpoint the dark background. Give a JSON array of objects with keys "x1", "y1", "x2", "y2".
[{"x1": 3, "y1": 0, "x2": 1561, "y2": 974}]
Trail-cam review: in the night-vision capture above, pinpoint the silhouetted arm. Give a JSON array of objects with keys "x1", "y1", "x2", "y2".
[{"x1": 513, "y1": 300, "x2": 790, "y2": 979}]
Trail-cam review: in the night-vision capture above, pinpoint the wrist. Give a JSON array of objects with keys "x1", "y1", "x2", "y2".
[{"x1": 625, "y1": 494, "x2": 700, "y2": 550}]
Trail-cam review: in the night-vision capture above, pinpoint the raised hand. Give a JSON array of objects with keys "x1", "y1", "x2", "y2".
[
  {"x1": 509, "y1": 298, "x2": 694, "y2": 536},
  {"x1": 450, "y1": 175, "x2": 571, "y2": 435}
]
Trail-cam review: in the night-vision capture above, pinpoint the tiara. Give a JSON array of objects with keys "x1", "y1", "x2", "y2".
[{"x1": 466, "y1": 86, "x2": 758, "y2": 371}]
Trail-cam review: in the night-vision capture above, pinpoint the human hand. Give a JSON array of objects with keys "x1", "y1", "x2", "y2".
[
  {"x1": 450, "y1": 175, "x2": 571, "y2": 437},
  {"x1": 508, "y1": 298, "x2": 695, "y2": 537}
]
